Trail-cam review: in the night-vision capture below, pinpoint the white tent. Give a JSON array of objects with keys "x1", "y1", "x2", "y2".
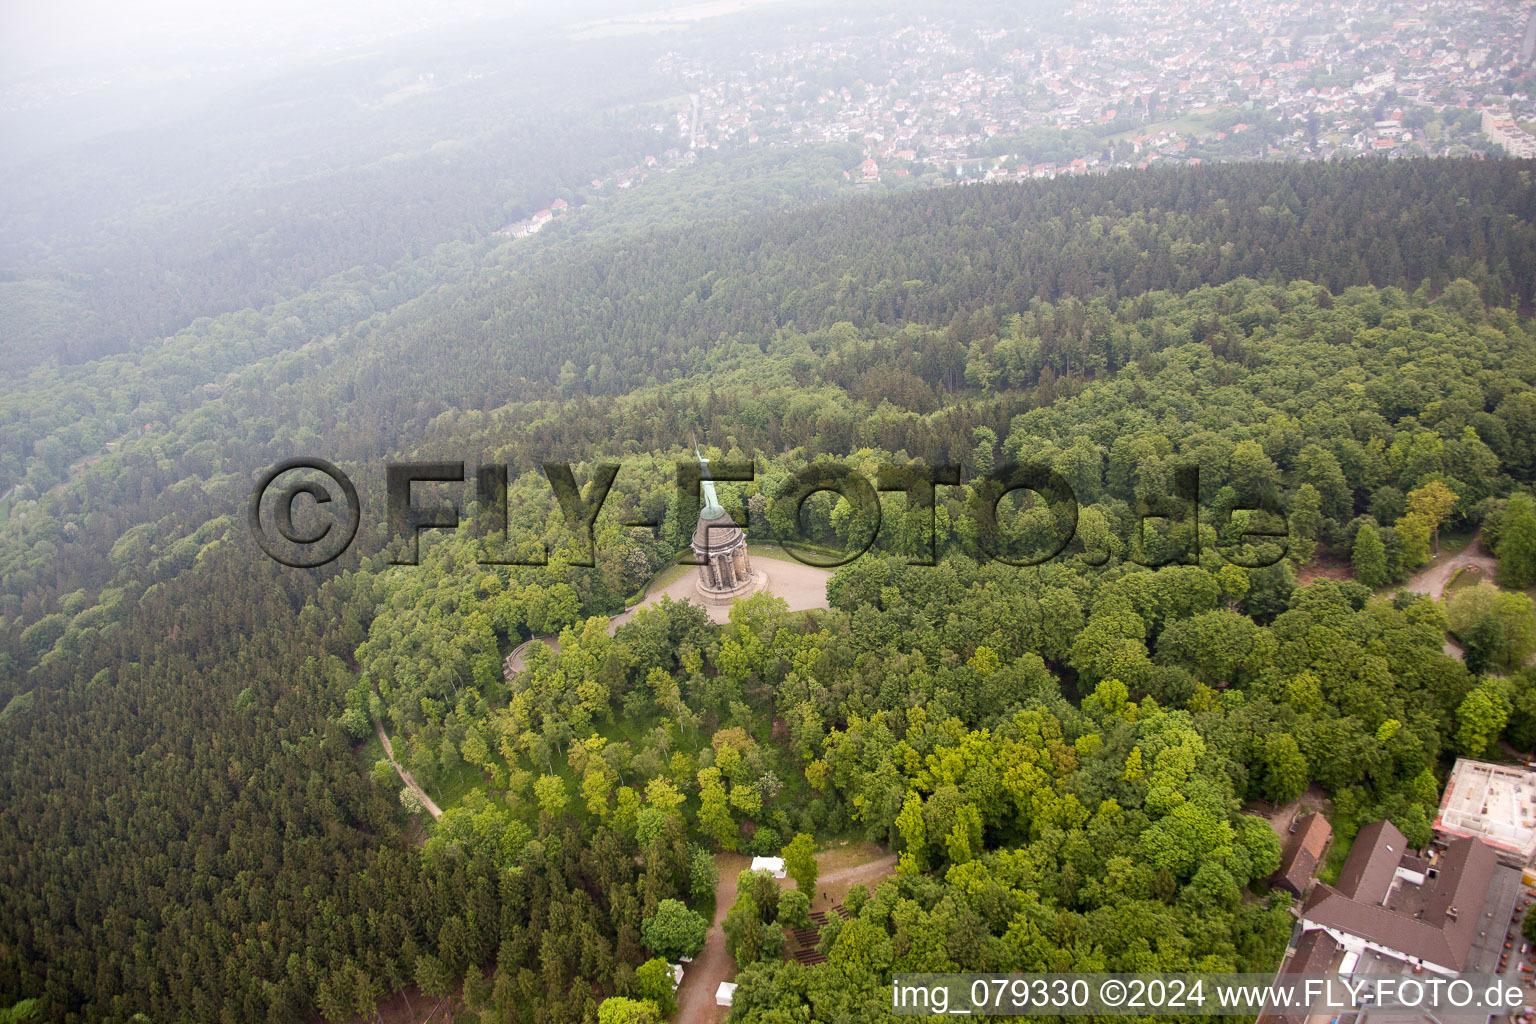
[
  {"x1": 749, "y1": 856, "x2": 786, "y2": 878},
  {"x1": 716, "y1": 981, "x2": 738, "y2": 1007}
]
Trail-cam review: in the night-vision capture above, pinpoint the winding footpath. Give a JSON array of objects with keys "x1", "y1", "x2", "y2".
[{"x1": 374, "y1": 719, "x2": 443, "y2": 819}]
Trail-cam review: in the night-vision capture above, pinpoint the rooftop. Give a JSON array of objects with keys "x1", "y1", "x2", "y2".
[
  {"x1": 1300, "y1": 831, "x2": 1516, "y2": 973},
  {"x1": 1434, "y1": 759, "x2": 1536, "y2": 861},
  {"x1": 1259, "y1": 930, "x2": 1343, "y2": 1024},
  {"x1": 1337, "y1": 819, "x2": 1407, "y2": 906},
  {"x1": 1272, "y1": 812, "x2": 1332, "y2": 896},
  {"x1": 750, "y1": 856, "x2": 786, "y2": 878}
]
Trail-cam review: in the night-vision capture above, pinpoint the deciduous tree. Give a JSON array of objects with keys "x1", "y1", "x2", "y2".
[
  {"x1": 1498, "y1": 494, "x2": 1536, "y2": 589},
  {"x1": 1407, "y1": 481, "x2": 1458, "y2": 554},
  {"x1": 781, "y1": 833, "x2": 818, "y2": 897},
  {"x1": 641, "y1": 899, "x2": 707, "y2": 962}
]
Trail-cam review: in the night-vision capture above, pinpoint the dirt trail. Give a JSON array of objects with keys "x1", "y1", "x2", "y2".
[
  {"x1": 671, "y1": 846, "x2": 896, "y2": 1023},
  {"x1": 1402, "y1": 534, "x2": 1498, "y2": 659},
  {"x1": 673, "y1": 852, "x2": 749, "y2": 1024},
  {"x1": 374, "y1": 720, "x2": 442, "y2": 819},
  {"x1": 1248, "y1": 782, "x2": 1331, "y2": 840},
  {"x1": 809, "y1": 852, "x2": 899, "y2": 912},
  {"x1": 1404, "y1": 534, "x2": 1497, "y2": 602}
]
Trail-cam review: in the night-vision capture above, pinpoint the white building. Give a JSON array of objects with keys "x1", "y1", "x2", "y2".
[
  {"x1": 1481, "y1": 109, "x2": 1536, "y2": 159},
  {"x1": 749, "y1": 856, "x2": 786, "y2": 878},
  {"x1": 1353, "y1": 71, "x2": 1396, "y2": 95}
]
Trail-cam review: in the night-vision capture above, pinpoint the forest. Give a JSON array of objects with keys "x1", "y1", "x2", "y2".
[{"x1": 1, "y1": 157, "x2": 1535, "y2": 1023}]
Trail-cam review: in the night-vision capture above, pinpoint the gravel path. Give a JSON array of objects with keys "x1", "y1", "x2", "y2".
[
  {"x1": 1402, "y1": 534, "x2": 1498, "y2": 659},
  {"x1": 1403, "y1": 534, "x2": 1497, "y2": 602}
]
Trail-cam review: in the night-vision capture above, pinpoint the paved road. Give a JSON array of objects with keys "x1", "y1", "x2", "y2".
[{"x1": 374, "y1": 720, "x2": 443, "y2": 819}]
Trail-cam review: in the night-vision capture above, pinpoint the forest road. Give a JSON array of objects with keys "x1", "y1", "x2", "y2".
[
  {"x1": 1403, "y1": 533, "x2": 1498, "y2": 659},
  {"x1": 1404, "y1": 534, "x2": 1498, "y2": 602},
  {"x1": 374, "y1": 719, "x2": 443, "y2": 819},
  {"x1": 672, "y1": 847, "x2": 897, "y2": 1022},
  {"x1": 674, "y1": 852, "x2": 750, "y2": 1024}
]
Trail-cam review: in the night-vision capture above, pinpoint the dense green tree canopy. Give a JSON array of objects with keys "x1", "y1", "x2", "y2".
[{"x1": 2, "y1": 157, "x2": 1534, "y2": 1023}]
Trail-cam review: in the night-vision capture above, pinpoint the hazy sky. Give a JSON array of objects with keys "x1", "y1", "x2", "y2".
[{"x1": 0, "y1": 0, "x2": 516, "y2": 73}]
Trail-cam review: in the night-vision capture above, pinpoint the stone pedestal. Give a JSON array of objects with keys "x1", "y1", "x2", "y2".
[{"x1": 694, "y1": 569, "x2": 768, "y2": 606}]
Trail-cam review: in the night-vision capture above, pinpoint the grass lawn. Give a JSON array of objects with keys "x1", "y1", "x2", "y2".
[
  {"x1": 1103, "y1": 109, "x2": 1224, "y2": 143},
  {"x1": 597, "y1": 709, "x2": 665, "y2": 748},
  {"x1": 646, "y1": 561, "x2": 693, "y2": 590},
  {"x1": 426, "y1": 759, "x2": 488, "y2": 813},
  {"x1": 745, "y1": 543, "x2": 807, "y2": 564},
  {"x1": 1318, "y1": 829, "x2": 1354, "y2": 886},
  {"x1": 1445, "y1": 563, "x2": 1490, "y2": 596},
  {"x1": 747, "y1": 540, "x2": 849, "y2": 565},
  {"x1": 1435, "y1": 526, "x2": 1476, "y2": 556}
]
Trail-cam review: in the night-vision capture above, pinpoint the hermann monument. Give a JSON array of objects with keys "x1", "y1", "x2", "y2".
[{"x1": 690, "y1": 449, "x2": 766, "y2": 604}]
